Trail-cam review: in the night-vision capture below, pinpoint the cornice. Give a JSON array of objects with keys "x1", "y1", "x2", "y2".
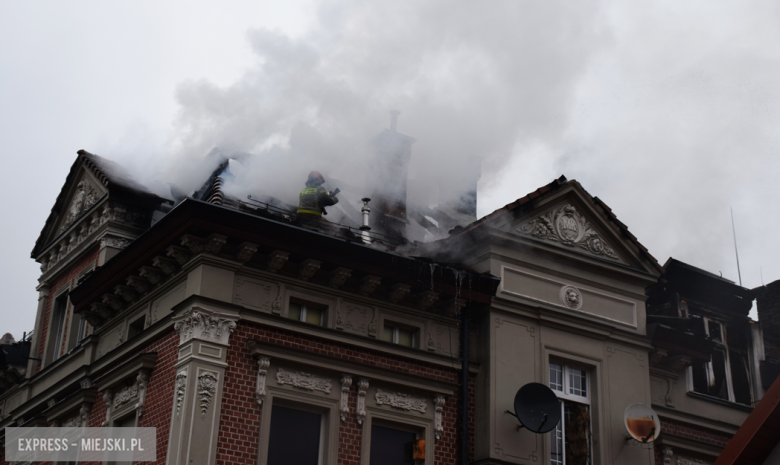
[{"x1": 247, "y1": 339, "x2": 458, "y2": 395}]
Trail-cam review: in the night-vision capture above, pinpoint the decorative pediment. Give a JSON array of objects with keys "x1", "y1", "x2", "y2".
[
  {"x1": 53, "y1": 169, "x2": 107, "y2": 237},
  {"x1": 517, "y1": 203, "x2": 623, "y2": 262}
]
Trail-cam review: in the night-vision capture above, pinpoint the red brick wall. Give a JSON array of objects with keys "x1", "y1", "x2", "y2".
[
  {"x1": 37, "y1": 248, "x2": 99, "y2": 370},
  {"x1": 660, "y1": 418, "x2": 732, "y2": 448},
  {"x1": 215, "y1": 321, "x2": 469, "y2": 465}
]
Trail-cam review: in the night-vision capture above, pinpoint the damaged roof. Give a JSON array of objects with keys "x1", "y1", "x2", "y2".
[{"x1": 31, "y1": 150, "x2": 167, "y2": 258}]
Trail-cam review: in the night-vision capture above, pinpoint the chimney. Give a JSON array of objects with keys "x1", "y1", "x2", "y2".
[
  {"x1": 368, "y1": 111, "x2": 416, "y2": 239},
  {"x1": 389, "y1": 110, "x2": 399, "y2": 132}
]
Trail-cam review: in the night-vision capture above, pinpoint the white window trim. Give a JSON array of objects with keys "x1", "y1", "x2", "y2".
[
  {"x1": 549, "y1": 361, "x2": 592, "y2": 465},
  {"x1": 549, "y1": 362, "x2": 590, "y2": 404}
]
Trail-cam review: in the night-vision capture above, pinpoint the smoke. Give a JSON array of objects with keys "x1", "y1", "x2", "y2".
[
  {"x1": 135, "y1": 0, "x2": 610, "y2": 212},
  {"x1": 112, "y1": 0, "x2": 780, "y2": 292}
]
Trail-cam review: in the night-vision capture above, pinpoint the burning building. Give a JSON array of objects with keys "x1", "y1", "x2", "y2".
[{"x1": 0, "y1": 123, "x2": 777, "y2": 465}]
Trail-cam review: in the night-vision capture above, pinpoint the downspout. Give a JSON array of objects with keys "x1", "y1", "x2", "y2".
[{"x1": 460, "y1": 306, "x2": 470, "y2": 465}]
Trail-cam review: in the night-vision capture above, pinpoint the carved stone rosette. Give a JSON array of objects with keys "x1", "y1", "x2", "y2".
[
  {"x1": 559, "y1": 285, "x2": 583, "y2": 310},
  {"x1": 276, "y1": 368, "x2": 332, "y2": 393},
  {"x1": 375, "y1": 389, "x2": 427, "y2": 413},
  {"x1": 173, "y1": 307, "x2": 238, "y2": 345},
  {"x1": 357, "y1": 378, "x2": 369, "y2": 424},
  {"x1": 255, "y1": 358, "x2": 270, "y2": 405},
  {"x1": 197, "y1": 372, "x2": 219, "y2": 418}
]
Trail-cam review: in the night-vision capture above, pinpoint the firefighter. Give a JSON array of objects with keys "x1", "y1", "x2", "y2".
[{"x1": 297, "y1": 171, "x2": 339, "y2": 219}]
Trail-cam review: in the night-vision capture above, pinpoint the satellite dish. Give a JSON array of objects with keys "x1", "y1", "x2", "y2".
[
  {"x1": 508, "y1": 383, "x2": 561, "y2": 434},
  {"x1": 623, "y1": 403, "x2": 661, "y2": 443}
]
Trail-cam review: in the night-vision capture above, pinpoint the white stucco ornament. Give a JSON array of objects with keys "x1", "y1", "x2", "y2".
[
  {"x1": 560, "y1": 285, "x2": 583, "y2": 310},
  {"x1": 173, "y1": 307, "x2": 238, "y2": 345},
  {"x1": 518, "y1": 204, "x2": 620, "y2": 260}
]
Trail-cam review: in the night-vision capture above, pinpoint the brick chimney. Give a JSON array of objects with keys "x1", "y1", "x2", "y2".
[{"x1": 368, "y1": 111, "x2": 416, "y2": 238}]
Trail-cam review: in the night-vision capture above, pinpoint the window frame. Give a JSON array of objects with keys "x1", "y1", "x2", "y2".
[
  {"x1": 44, "y1": 286, "x2": 71, "y2": 365},
  {"x1": 360, "y1": 404, "x2": 434, "y2": 465},
  {"x1": 686, "y1": 317, "x2": 753, "y2": 405},
  {"x1": 283, "y1": 290, "x2": 333, "y2": 327},
  {"x1": 380, "y1": 324, "x2": 418, "y2": 348},
  {"x1": 548, "y1": 361, "x2": 593, "y2": 465},
  {"x1": 257, "y1": 374, "x2": 339, "y2": 465},
  {"x1": 377, "y1": 314, "x2": 425, "y2": 350}
]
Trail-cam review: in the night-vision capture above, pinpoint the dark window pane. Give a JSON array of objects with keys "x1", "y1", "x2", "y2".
[
  {"x1": 370, "y1": 424, "x2": 416, "y2": 465},
  {"x1": 729, "y1": 351, "x2": 752, "y2": 405},
  {"x1": 267, "y1": 405, "x2": 321, "y2": 465},
  {"x1": 708, "y1": 321, "x2": 723, "y2": 343},
  {"x1": 288, "y1": 303, "x2": 302, "y2": 322},
  {"x1": 692, "y1": 362, "x2": 709, "y2": 394},
  {"x1": 711, "y1": 351, "x2": 730, "y2": 400}
]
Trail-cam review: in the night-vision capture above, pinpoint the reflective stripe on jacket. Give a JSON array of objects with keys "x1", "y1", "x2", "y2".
[{"x1": 297, "y1": 186, "x2": 335, "y2": 215}]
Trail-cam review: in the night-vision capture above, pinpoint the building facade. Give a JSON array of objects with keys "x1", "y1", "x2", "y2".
[{"x1": 0, "y1": 148, "x2": 776, "y2": 465}]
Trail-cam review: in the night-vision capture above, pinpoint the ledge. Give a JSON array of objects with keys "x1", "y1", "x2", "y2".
[
  {"x1": 686, "y1": 391, "x2": 754, "y2": 412},
  {"x1": 247, "y1": 339, "x2": 459, "y2": 395}
]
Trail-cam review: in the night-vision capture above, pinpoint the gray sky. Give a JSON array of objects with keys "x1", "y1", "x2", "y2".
[{"x1": 2, "y1": 1, "x2": 778, "y2": 339}]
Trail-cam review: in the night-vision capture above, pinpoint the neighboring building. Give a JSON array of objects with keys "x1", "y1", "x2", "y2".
[
  {"x1": 0, "y1": 130, "x2": 776, "y2": 465},
  {"x1": 646, "y1": 260, "x2": 761, "y2": 464},
  {"x1": 712, "y1": 280, "x2": 780, "y2": 465}
]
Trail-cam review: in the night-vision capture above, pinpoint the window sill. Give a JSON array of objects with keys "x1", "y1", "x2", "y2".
[{"x1": 686, "y1": 391, "x2": 754, "y2": 412}]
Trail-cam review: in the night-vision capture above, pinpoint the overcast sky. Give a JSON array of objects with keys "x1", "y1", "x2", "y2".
[{"x1": 1, "y1": 1, "x2": 778, "y2": 339}]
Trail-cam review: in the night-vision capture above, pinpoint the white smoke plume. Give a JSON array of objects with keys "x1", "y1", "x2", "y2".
[
  {"x1": 115, "y1": 0, "x2": 780, "y2": 294},
  {"x1": 135, "y1": 0, "x2": 609, "y2": 214}
]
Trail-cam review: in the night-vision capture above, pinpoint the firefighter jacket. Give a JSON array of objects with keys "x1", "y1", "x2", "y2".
[{"x1": 297, "y1": 186, "x2": 338, "y2": 216}]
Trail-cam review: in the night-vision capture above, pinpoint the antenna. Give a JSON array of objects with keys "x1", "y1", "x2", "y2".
[
  {"x1": 731, "y1": 207, "x2": 742, "y2": 286},
  {"x1": 505, "y1": 383, "x2": 561, "y2": 433}
]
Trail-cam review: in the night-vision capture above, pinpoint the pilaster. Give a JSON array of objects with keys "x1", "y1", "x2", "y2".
[
  {"x1": 26, "y1": 283, "x2": 50, "y2": 377},
  {"x1": 166, "y1": 304, "x2": 239, "y2": 465}
]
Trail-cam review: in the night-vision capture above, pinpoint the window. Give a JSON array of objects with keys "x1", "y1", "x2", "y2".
[
  {"x1": 380, "y1": 324, "x2": 417, "y2": 348},
  {"x1": 549, "y1": 362, "x2": 592, "y2": 465},
  {"x1": 267, "y1": 404, "x2": 322, "y2": 465},
  {"x1": 66, "y1": 311, "x2": 83, "y2": 352},
  {"x1": 48, "y1": 293, "x2": 69, "y2": 363},
  {"x1": 370, "y1": 424, "x2": 419, "y2": 465},
  {"x1": 690, "y1": 318, "x2": 752, "y2": 405},
  {"x1": 288, "y1": 300, "x2": 325, "y2": 326},
  {"x1": 108, "y1": 414, "x2": 137, "y2": 465},
  {"x1": 127, "y1": 316, "x2": 146, "y2": 340}
]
